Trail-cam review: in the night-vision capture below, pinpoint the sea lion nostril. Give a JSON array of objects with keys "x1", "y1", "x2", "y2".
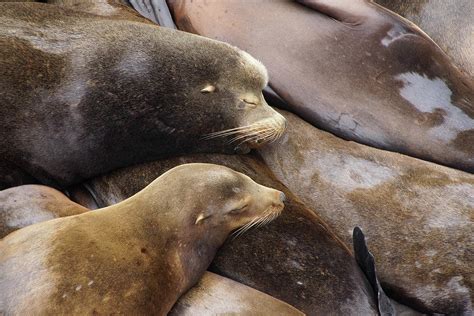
[{"x1": 279, "y1": 192, "x2": 286, "y2": 202}]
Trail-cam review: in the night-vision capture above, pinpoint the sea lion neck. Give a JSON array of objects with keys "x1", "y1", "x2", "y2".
[{"x1": 95, "y1": 190, "x2": 228, "y2": 291}]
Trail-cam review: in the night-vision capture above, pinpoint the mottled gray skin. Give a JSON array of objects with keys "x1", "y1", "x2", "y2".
[
  {"x1": 0, "y1": 3, "x2": 284, "y2": 189},
  {"x1": 169, "y1": 0, "x2": 474, "y2": 173},
  {"x1": 1, "y1": 164, "x2": 285, "y2": 315},
  {"x1": 375, "y1": 0, "x2": 474, "y2": 77},
  {"x1": 71, "y1": 153, "x2": 379, "y2": 315},
  {"x1": 259, "y1": 110, "x2": 474, "y2": 315},
  {"x1": 0, "y1": 184, "x2": 88, "y2": 238}
]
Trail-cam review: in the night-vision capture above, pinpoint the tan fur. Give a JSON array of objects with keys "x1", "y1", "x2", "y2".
[{"x1": 0, "y1": 163, "x2": 284, "y2": 315}]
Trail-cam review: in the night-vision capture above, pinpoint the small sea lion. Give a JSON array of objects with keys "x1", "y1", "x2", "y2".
[
  {"x1": 0, "y1": 2, "x2": 286, "y2": 189},
  {"x1": 0, "y1": 184, "x2": 88, "y2": 238},
  {"x1": 259, "y1": 110, "x2": 474, "y2": 314},
  {"x1": 0, "y1": 163, "x2": 285, "y2": 315},
  {"x1": 375, "y1": 0, "x2": 474, "y2": 77},
  {"x1": 168, "y1": 0, "x2": 474, "y2": 172},
  {"x1": 72, "y1": 153, "x2": 379, "y2": 315},
  {"x1": 169, "y1": 272, "x2": 305, "y2": 316},
  {"x1": 0, "y1": 181, "x2": 303, "y2": 315}
]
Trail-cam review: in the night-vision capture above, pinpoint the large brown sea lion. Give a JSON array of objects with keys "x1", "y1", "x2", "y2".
[
  {"x1": 168, "y1": 0, "x2": 474, "y2": 173},
  {"x1": 259, "y1": 110, "x2": 474, "y2": 315},
  {"x1": 375, "y1": 0, "x2": 474, "y2": 77},
  {"x1": 68, "y1": 153, "x2": 380, "y2": 315},
  {"x1": 0, "y1": 2, "x2": 285, "y2": 189},
  {"x1": 0, "y1": 163, "x2": 285, "y2": 315}
]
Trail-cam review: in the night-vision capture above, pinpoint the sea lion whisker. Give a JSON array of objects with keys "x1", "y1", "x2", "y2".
[
  {"x1": 229, "y1": 127, "x2": 275, "y2": 144},
  {"x1": 235, "y1": 128, "x2": 275, "y2": 146},
  {"x1": 202, "y1": 124, "x2": 266, "y2": 140},
  {"x1": 227, "y1": 128, "x2": 270, "y2": 144}
]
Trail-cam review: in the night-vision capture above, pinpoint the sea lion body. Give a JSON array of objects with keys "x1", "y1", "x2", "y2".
[
  {"x1": 168, "y1": 0, "x2": 474, "y2": 172},
  {"x1": 0, "y1": 163, "x2": 285, "y2": 315},
  {"x1": 0, "y1": 184, "x2": 88, "y2": 238},
  {"x1": 0, "y1": 182, "x2": 303, "y2": 315},
  {"x1": 169, "y1": 272, "x2": 305, "y2": 316},
  {"x1": 259, "y1": 110, "x2": 474, "y2": 314},
  {"x1": 0, "y1": 3, "x2": 285, "y2": 189},
  {"x1": 71, "y1": 153, "x2": 379, "y2": 315},
  {"x1": 375, "y1": 0, "x2": 474, "y2": 77}
]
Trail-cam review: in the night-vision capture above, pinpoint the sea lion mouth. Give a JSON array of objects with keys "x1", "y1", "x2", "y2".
[
  {"x1": 202, "y1": 116, "x2": 287, "y2": 149},
  {"x1": 232, "y1": 204, "x2": 284, "y2": 239}
]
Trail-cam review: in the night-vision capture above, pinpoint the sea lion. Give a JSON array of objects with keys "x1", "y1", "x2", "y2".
[
  {"x1": 70, "y1": 153, "x2": 379, "y2": 315},
  {"x1": 0, "y1": 181, "x2": 303, "y2": 315},
  {"x1": 0, "y1": 184, "x2": 88, "y2": 238},
  {"x1": 0, "y1": 163, "x2": 285, "y2": 315},
  {"x1": 0, "y1": 2, "x2": 286, "y2": 189},
  {"x1": 169, "y1": 271, "x2": 305, "y2": 316},
  {"x1": 168, "y1": 0, "x2": 474, "y2": 173},
  {"x1": 45, "y1": 0, "x2": 150, "y2": 21},
  {"x1": 375, "y1": 0, "x2": 474, "y2": 77},
  {"x1": 258, "y1": 110, "x2": 474, "y2": 314}
]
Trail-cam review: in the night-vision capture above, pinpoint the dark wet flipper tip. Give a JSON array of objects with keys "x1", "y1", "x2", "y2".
[{"x1": 353, "y1": 227, "x2": 395, "y2": 316}]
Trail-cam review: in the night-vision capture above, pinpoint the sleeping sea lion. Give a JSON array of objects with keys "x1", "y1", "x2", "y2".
[
  {"x1": 0, "y1": 2, "x2": 286, "y2": 189},
  {"x1": 68, "y1": 153, "x2": 380, "y2": 315},
  {"x1": 0, "y1": 163, "x2": 285, "y2": 315},
  {"x1": 168, "y1": 0, "x2": 474, "y2": 173}
]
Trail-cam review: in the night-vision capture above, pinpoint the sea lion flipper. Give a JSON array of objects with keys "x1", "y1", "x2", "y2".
[
  {"x1": 128, "y1": 0, "x2": 176, "y2": 28},
  {"x1": 353, "y1": 227, "x2": 395, "y2": 316},
  {"x1": 295, "y1": 0, "x2": 367, "y2": 24}
]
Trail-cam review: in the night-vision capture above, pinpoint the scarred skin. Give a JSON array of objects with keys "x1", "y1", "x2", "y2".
[
  {"x1": 0, "y1": 2, "x2": 285, "y2": 189},
  {"x1": 68, "y1": 153, "x2": 380, "y2": 315},
  {"x1": 375, "y1": 0, "x2": 474, "y2": 77},
  {"x1": 259, "y1": 110, "x2": 474, "y2": 315},
  {"x1": 168, "y1": 0, "x2": 474, "y2": 173},
  {"x1": 0, "y1": 163, "x2": 285, "y2": 315}
]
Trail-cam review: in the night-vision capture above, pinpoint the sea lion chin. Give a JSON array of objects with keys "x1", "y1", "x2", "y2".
[
  {"x1": 0, "y1": 163, "x2": 285, "y2": 315},
  {"x1": 0, "y1": 2, "x2": 286, "y2": 189}
]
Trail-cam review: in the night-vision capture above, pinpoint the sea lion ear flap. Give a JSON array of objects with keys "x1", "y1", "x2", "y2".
[
  {"x1": 195, "y1": 213, "x2": 211, "y2": 224},
  {"x1": 200, "y1": 85, "x2": 216, "y2": 93}
]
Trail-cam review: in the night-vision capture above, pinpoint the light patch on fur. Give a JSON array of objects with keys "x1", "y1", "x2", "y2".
[
  {"x1": 396, "y1": 182, "x2": 473, "y2": 229},
  {"x1": 381, "y1": 25, "x2": 416, "y2": 47},
  {"x1": 239, "y1": 50, "x2": 269, "y2": 86},
  {"x1": 396, "y1": 72, "x2": 474, "y2": 142},
  {"x1": 311, "y1": 153, "x2": 397, "y2": 192},
  {"x1": 200, "y1": 84, "x2": 216, "y2": 93},
  {"x1": 117, "y1": 50, "x2": 151, "y2": 78},
  {"x1": 0, "y1": 223, "x2": 58, "y2": 314},
  {"x1": 414, "y1": 276, "x2": 472, "y2": 311}
]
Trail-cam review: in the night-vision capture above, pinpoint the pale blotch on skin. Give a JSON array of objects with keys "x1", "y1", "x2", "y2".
[
  {"x1": 396, "y1": 72, "x2": 474, "y2": 142},
  {"x1": 381, "y1": 24, "x2": 417, "y2": 47}
]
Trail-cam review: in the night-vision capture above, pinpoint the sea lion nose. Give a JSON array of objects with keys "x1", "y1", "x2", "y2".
[{"x1": 279, "y1": 192, "x2": 286, "y2": 202}]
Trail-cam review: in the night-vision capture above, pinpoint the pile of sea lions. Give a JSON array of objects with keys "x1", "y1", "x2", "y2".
[{"x1": 0, "y1": 0, "x2": 472, "y2": 315}]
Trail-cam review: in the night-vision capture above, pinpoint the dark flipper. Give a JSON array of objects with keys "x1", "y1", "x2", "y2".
[
  {"x1": 128, "y1": 0, "x2": 176, "y2": 28},
  {"x1": 353, "y1": 227, "x2": 395, "y2": 316}
]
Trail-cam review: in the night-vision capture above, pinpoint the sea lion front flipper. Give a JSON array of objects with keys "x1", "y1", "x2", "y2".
[
  {"x1": 353, "y1": 227, "x2": 395, "y2": 316},
  {"x1": 295, "y1": 0, "x2": 369, "y2": 24},
  {"x1": 128, "y1": 0, "x2": 176, "y2": 28}
]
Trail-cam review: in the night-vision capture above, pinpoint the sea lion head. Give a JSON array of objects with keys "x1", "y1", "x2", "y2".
[
  {"x1": 197, "y1": 44, "x2": 287, "y2": 154},
  {"x1": 151, "y1": 163, "x2": 285, "y2": 235}
]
